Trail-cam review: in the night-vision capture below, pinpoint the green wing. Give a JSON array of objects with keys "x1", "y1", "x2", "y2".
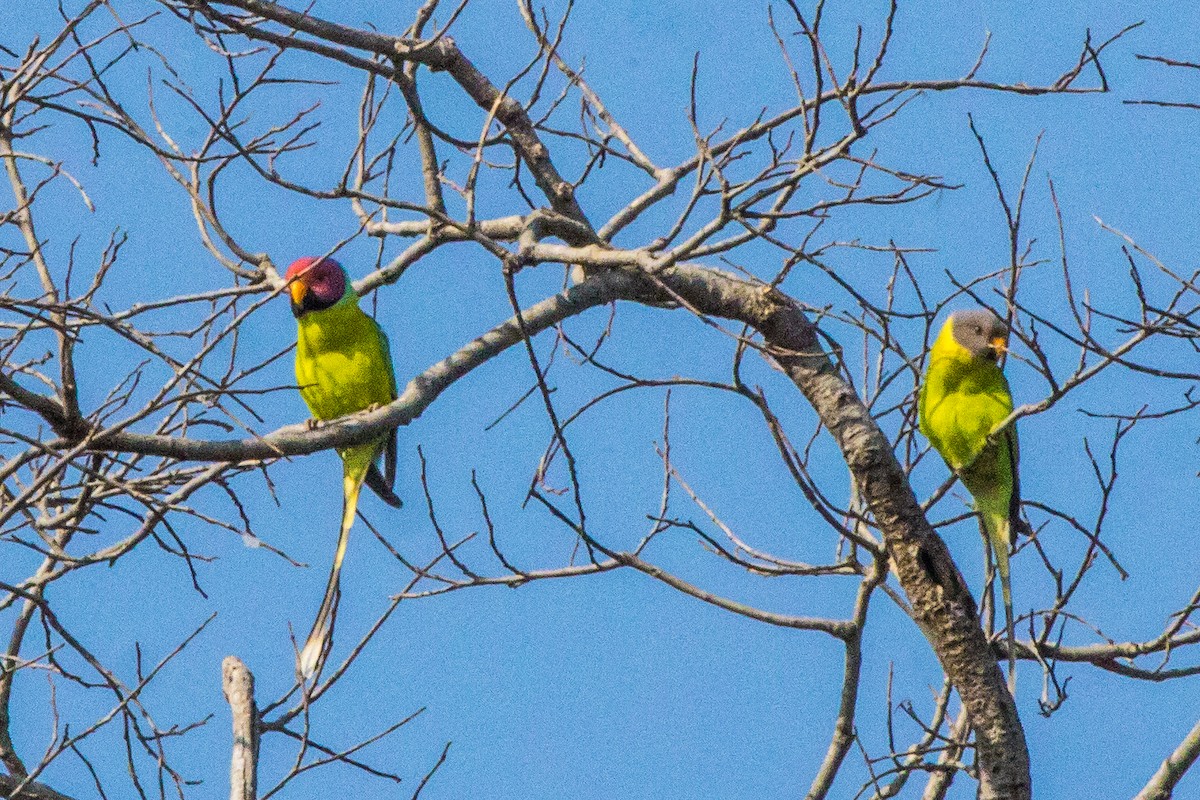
[
  {"x1": 1005, "y1": 423, "x2": 1020, "y2": 541},
  {"x1": 365, "y1": 320, "x2": 399, "y2": 500}
]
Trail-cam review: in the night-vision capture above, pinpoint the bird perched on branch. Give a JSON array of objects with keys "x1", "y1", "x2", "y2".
[
  {"x1": 286, "y1": 255, "x2": 401, "y2": 680},
  {"x1": 918, "y1": 308, "x2": 1020, "y2": 690}
]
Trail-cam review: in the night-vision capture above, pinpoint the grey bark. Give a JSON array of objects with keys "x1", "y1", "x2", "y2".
[
  {"x1": 0, "y1": 775, "x2": 79, "y2": 800},
  {"x1": 1135, "y1": 716, "x2": 1200, "y2": 800},
  {"x1": 222, "y1": 656, "x2": 258, "y2": 800},
  {"x1": 641, "y1": 263, "x2": 1029, "y2": 799}
]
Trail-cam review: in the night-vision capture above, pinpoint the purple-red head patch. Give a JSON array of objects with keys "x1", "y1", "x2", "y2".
[{"x1": 285, "y1": 257, "x2": 347, "y2": 313}]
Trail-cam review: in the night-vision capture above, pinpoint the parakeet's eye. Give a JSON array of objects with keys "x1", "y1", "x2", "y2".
[{"x1": 974, "y1": 326, "x2": 983, "y2": 335}]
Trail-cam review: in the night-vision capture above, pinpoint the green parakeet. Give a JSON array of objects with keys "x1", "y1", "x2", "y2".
[
  {"x1": 287, "y1": 256, "x2": 401, "y2": 680},
  {"x1": 918, "y1": 309, "x2": 1020, "y2": 689}
]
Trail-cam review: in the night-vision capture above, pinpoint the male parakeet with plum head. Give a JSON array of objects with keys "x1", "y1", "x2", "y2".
[
  {"x1": 918, "y1": 308, "x2": 1020, "y2": 690},
  {"x1": 286, "y1": 255, "x2": 401, "y2": 680}
]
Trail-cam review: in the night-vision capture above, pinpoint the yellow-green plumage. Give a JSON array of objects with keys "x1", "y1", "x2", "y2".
[
  {"x1": 290, "y1": 259, "x2": 399, "y2": 680},
  {"x1": 295, "y1": 298, "x2": 396, "y2": 425},
  {"x1": 919, "y1": 310, "x2": 1019, "y2": 690}
]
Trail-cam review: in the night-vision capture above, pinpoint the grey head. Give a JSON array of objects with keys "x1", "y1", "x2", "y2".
[{"x1": 950, "y1": 309, "x2": 1008, "y2": 362}]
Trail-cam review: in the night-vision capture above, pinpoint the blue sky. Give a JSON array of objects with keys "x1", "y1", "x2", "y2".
[{"x1": 5, "y1": 1, "x2": 1200, "y2": 798}]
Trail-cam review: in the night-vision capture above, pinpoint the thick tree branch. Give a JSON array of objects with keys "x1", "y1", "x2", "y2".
[
  {"x1": 634, "y1": 263, "x2": 1028, "y2": 799},
  {"x1": 82, "y1": 271, "x2": 621, "y2": 461},
  {"x1": 222, "y1": 656, "x2": 258, "y2": 800},
  {"x1": 0, "y1": 776, "x2": 79, "y2": 800},
  {"x1": 1135, "y1": 716, "x2": 1200, "y2": 800}
]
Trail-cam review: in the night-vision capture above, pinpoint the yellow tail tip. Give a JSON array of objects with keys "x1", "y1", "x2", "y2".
[{"x1": 297, "y1": 635, "x2": 326, "y2": 681}]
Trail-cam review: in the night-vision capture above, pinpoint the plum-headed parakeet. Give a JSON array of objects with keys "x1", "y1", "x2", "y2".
[
  {"x1": 918, "y1": 309, "x2": 1020, "y2": 688},
  {"x1": 286, "y1": 256, "x2": 401, "y2": 680}
]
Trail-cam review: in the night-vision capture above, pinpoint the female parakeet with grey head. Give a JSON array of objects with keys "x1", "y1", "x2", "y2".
[
  {"x1": 918, "y1": 308, "x2": 1020, "y2": 690},
  {"x1": 286, "y1": 256, "x2": 401, "y2": 680}
]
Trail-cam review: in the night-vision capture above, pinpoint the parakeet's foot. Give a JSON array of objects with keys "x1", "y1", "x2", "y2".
[{"x1": 305, "y1": 418, "x2": 320, "y2": 431}]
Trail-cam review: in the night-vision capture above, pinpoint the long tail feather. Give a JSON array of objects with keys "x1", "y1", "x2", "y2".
[
  {"x1": 364, "y1": 461, "x2": 402, "y2": 508},
  {"x1": 298, "y1": 465, "x2": 366, "y2": 681},
  {"x1": 383, "y1": 425, "x2": 397, "y2": 490},
  {"x1": 987, "y1": 513, "x2": 1017, "y2": 694}
]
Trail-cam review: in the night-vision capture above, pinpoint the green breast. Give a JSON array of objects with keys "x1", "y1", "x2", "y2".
[
  {"x1": 919, "y1": 354, "x2": 1013, "y2": 471},
  {"x1": 294, "y1": 298, "x2": 394, "y2": 423}
]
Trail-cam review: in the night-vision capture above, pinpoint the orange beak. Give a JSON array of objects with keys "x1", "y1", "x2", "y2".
[
  {"x1": 289, "y1": 279, "x2": 308, "y2": 307},
  {"x1": 990, "y1": 336, "x2": 1008, "y2": 362}
]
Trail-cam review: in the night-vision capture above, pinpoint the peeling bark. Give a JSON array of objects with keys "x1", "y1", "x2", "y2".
[{"x1": 639, "y1": 264, "x2": 1029, "y2": 800}]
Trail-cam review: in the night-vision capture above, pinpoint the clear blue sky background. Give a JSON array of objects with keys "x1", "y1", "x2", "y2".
[{"x1": 6, "y1": 1, "x2": 1200, "y2": 798}]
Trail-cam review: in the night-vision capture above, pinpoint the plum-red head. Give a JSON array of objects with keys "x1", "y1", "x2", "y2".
[{"x1": 285, "y1": 257, "x2": 349, "y2": 318}]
